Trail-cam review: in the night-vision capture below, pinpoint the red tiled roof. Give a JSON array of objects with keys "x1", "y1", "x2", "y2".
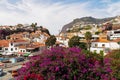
[
  {"x1": 12, "y1": 39, "x2": 29, "y2": 43},
  {"x1": 18, "y1": 42, "x2": 45, "y2": 49},
  {"x1": 112, "y1": 38, "x2": 120, "y2": 42},
  {"x1": 0, "y1": 39, "x2": 29, "y2": 47},
  {"x1": 10, "y1": 34, "x2": 23, "y2": 39},
  {"x1": 0, "y1": 40, "x2": 10, "y2": 47},
  {"x1": 18, "y1": 45, "x2": 27, "y2": 49},
  {"x1": 92, "y1": 39, "x2": 110, "y2": 42},
  {"x1": 92, "y1": 38, "x2": 120, "y2": 43}
]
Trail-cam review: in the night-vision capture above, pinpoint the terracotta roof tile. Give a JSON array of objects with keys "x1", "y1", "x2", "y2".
[
  {"x1": 112, "y1": 38, "x2": 120, "y2": 42},
  {"x1": 92, "y1": 39, "x2": 110, "y2": 42},
  {"x1": 18, "y1": 45, "x2": 27, "y2": 49},
  {"x1": 0, "y1": 40, "x2": 10, "y2": 47},
  {"x1": 12, "y1": 39, "x2": 29, "y2": 43}
]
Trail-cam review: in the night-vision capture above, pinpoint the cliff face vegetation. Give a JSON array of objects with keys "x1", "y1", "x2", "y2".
[
  {"x1": 112, "y1": 24, "x2": 120, "y2": 30},
  {"x1": 61, "y1": 16, "x2": 115, "y2": 33}
]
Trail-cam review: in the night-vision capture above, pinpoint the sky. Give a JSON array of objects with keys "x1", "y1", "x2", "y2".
[{"x1": 0, "y1": 0, "x2": 120, "y2": 35}]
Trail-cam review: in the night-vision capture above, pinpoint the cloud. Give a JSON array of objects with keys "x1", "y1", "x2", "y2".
[
  {"x1": 100, "y1": 0, "x2": 112, "y2": 3},
  {"x1": 106, "y1": 2, "x2": 120, "y2": 16},
  {"x1": 0, "y1": 0, "x2": 120, "y2": 34}
]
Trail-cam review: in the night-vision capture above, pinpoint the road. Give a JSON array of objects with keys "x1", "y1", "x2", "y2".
[
  {"x1": 0, "y1": 51, "x2": 41, "y2": 80},
  {"x1": 0, "y1": 60, "x2": 29, "y2": 80},
  {"x1": 0, "y1": 65, "x2": 22, "y2": 80}
]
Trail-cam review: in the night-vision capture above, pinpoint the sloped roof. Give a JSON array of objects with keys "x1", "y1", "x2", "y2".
[
  {"x1": 0, "y1": 40, "x2": 10, "y2": 47},
  {"x1": 12, "y1": 39, "x2": 29, "y2": 43},
  {"x1": 92, "y1": 39, "x2": 110, "y2": 43},
  {"x1": 10, "y1": 34, "x2": 23, "y2": 39},
  {"x1": 112, "y1": 38, "x2": 120, "y2": 42},
  {"x1": 0, "y1": 39, "x2": 29, "y2": 48},
  {"x1": 18, "y1": 45, "x2": 27, "y2": 49},
  {"x1": 18, "y1": 42, "x2": 45, "y2": 49}
]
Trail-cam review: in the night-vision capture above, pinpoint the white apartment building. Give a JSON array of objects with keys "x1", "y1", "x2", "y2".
[
  {"x1": 107, "y1": 30, "x2": 120, "y2": 40},
  {"x1": 3, "y1": 40, "x2": 30, "y2": 53},
  {"x1": 90, "y1": 34, "x2": 120, "y2": 55},
  {"x1": 77, "y1": 34, "x2": 99, "y2": 40},
  {"x1": 56, "y1": 36, "x2": 69, "y2": 47}
]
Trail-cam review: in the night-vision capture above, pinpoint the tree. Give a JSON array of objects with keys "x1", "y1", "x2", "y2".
[
  {"x1": 40, "y1": 26, "x2": 43, "y2": 29},
  {"x1": 85, "y1": 31, "x2": 92, "y2": 51},
  {"x1": 41, "y1": 28, "x2": 51, "y2": 35},
  {"x1": 35, "y1": 23, "x2": 37, "y2": 26},
  {"x1": 105, "y1": 50, "x2": 120, "y2": 79},
  {"x1": 68, "y1": 36, "x2": 80, "y2": 47},
  {"x1": 31, "y1": 23, "x2": 37, "y2": 28},
  {"x1": 31, "y1": 23, "x2": 34, "y2": 28},
  {"x1": 17, "y1": 24, "x2": 23, "y2": 28},
  {"x1": 79, "y1": 42, "x2": 87, "y2": 49},
  {"x1": 84, "y1": 25, "x2": 92, "y2": 30},
  {"x1": 0, "y1": 29, "x2": 9, "y2": 39},
  {"x1": 31, "y1": 23, "x2": 38, "y2": 32},
  {"x1": 95, "y1": 31, "x2": 100, "y2": 35},
  {"x1": 68, "y1": 36, "x2": 87, "y2": 49},
  {"x1": 45, "y1": 35, "x2": 56, "y2": 47}
]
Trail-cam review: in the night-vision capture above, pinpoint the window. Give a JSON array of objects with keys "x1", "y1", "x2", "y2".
[
  {"x1": 5, "y1": 48, "x2": 8, "y2": 50},
  {"x1": 15, "y1": 48, "x2": 17, "y2": 50},
  {"x1": 23, "y1": 50, "x2": 25, "y2": 52},
  {"x1": 97, "y1": 38, "x2": 99, "y2": 39},
  {"x1": 102, "y1": 44, "x2": 105, "y2": 47},
  {"x1": 95, "y1": 44, "x2": 98, "y2": 47},
  {"x1": 0, "y1": 47, "x2": 2, "y2": 50},
  {"x1": 11, "y1": 48, "x2": 13, "y2": 51},
  {"x1": 11, "y1": 43, "x2": 13, "y2": 46}
]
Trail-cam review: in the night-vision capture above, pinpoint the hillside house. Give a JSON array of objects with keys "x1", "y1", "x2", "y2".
[
  {"x1": 90, "y1": 34, "x2": 120, "y2": 55},
  {"x1": 8, "y1": 30, "x2": 49, "y2": 44},
  {"x1": 107, "y1": 30, "x2": 120, "y2": 40},
  {"x1": 56, "y1": 35, "x2": 69, "y2": 47},
  {"x1": 0, "y1": 39, "x2": 45, "y2": 55},
  {"x1": 0, "y1": 39, "x2": 29, "y2": 53}
]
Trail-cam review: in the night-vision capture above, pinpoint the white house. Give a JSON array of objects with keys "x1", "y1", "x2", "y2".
[
  {"x1": 77, "y1": 34, "x2": 99, "y2": 40},
  {"x1": 4, "y1": 42, "x2": 19, "y2": 53},
  {"x1": 90, "y1": 34, "x2": 120, "y2": 55},
  {"x1": 56, "y1": 36, "x2": 69, "y2": 47},
  {"x1": 31, "y1": 32, "x2": 49, "y2": 44},
  {"x1": 0, "y1": 39, "x2": 30, "y2": 55},
  {"x1": 107, "y1": 30, "x2": 120, "y2": 40}
]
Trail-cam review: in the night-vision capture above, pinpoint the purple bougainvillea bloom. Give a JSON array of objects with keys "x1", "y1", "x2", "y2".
[{"x1": 17, "y1": 47, "x2": 116, "y2": 80}]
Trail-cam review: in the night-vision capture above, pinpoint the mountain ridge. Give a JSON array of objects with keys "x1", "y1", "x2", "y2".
[{"x1": 61, "y1": 16, "x2": 116, "y2": 33}]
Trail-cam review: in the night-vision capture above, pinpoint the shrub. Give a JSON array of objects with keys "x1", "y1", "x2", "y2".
[
  {"x1": 45, "y1": 35, "x2": 56, "y2": 47},
  {"x1": 68, "y1": 36, "x2": 87, "y2": 49},
  {"x1": 23, "y1": 73, "x2": 44, "y2": 80},
  {"x1": 17, "y1": 47, "x2": 115, "y2": 80},
  {"x1": 106, "y1": 50, "x2": 120, "y2": 79}
]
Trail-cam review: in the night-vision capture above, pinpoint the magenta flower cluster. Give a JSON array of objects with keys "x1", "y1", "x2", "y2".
[{"x1": 17, "y1": 47, "x2": 116, "y2": 80}]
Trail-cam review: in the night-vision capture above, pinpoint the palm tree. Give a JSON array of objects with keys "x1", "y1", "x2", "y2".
[
  {"x1": 31, "y1": 23, "x2": 35, "y2": 28},
  {"x1": 31, "y1": 23, "x2": 37, "y2": 31},
  {"x1": 31, "y1": 23, "x2": 37, "y2": 28},
  {"x1": 85, "y1": 31, "x2": 92, "y2": 51},
  {"x1": 35, "y1": 23, "x2": 37, "y2": 26}
]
